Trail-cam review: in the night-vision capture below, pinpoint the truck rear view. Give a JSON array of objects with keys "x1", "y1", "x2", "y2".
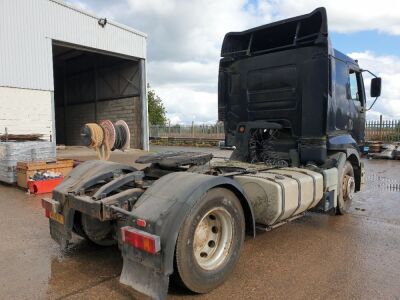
[{"x1": 43, "y1": 7, "x2": 381, "y2": 300}]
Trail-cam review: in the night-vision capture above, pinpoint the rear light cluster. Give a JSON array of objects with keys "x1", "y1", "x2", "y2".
[
  {"x1": 121, "y1": 226, "x2": 161, "y2": 254},
  {"x1": 41, "y1": 198, "x2": 54, "y2": 212},
  {"x1": 42, "y1": 198, "x2": 54, "y2": 218}
]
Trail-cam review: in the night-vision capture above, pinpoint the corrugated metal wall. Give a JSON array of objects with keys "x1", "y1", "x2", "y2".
[{"x1": 0, "y1": 0, "x2": 146, "y2": 91}]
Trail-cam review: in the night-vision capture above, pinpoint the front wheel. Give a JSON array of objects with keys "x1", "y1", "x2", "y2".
[
  {"x1": 337, "y1": 161, "x2": 355, "y2": 215},
  {"x1": 174, "y1": 188, "x2": 245, "y2": 293}
]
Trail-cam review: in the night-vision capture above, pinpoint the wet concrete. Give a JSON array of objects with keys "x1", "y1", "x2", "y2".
[
  {"x1": 57, "y1": 146, "x2": 150, "y2": 169},
  {"x1": 0, "y1": 149, "x2": 399, "y2": 299}
]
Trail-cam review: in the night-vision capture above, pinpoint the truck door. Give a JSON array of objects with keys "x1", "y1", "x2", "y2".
[{"x1": 348, "y1": 69, "x2": 366, "y2": 144}]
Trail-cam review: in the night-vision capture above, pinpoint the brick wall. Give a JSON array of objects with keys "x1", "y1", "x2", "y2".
[
  {"x1": 58, "y1": 96, "x2": 141, "y2": 148},
  {"x1": 64, "y1": 103, "x2": 95, "y2": 146},
  {"x1": 96, "y1": 96, "x2": 142, "y2": 149}
]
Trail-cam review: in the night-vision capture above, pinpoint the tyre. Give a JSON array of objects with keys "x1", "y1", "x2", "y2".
[
  {"x1": 80, "y1": 214, "x2": 116, "y2": 246},
  {"x1": 174, "y1": 187, "x2": 245, "y2": 293},
  {"x1": 336, "y1": 161, "x2": 355, "y2": 215}
]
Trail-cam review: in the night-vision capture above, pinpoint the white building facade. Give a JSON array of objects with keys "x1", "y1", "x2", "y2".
[{"x1": 0, "y1": 0, "x2": 149, "y2": 150}]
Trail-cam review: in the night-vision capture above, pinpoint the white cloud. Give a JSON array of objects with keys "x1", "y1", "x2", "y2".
[
  {"x1": 266, "y1": 0, "x2": 400, "y2": 35},
  {"x1": 113, "y1": 0, "x2": 257, "y2": 62},
  {"x1": 348, "y1": 51, "x2": 400, "y2": 119},
  {"x1": 68, "y1": 0, "x2": 400, "y2": 123},
  {"x1": 127, "y1": 0, "x2": 175, "y2": 15},
  {"x1": 147, "y1": 60, "x2": 217, "y2": 89},
  {"x1": 66, "y1": 0, "x2": 89, "y2": 11},
  {"x1": 154, "y1": 85, "x2": 218, "y2": 124}
]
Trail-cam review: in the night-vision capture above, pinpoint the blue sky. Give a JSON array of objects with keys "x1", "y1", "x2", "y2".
[
  {"x1": 331, "y1": 31, "x2": 400, "y2": 57},
  {"x1": 69, "y1": 0, "x2": 400, "y2": 123}
]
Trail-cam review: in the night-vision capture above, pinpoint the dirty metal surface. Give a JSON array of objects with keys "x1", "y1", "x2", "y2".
[
  {"x1": 135, "y1": 151, "x2": 213, "y2": 167},
  {"x1": 0, "y1": 150, "x2": 399, "y2": 299}
]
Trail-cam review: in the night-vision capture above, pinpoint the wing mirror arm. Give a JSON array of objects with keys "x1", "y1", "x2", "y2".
[
  {"x1": 365, "y1": 97, "x2": 378, "y2": 112},
  {"x1": 360, "y1": 69, "x2": 382, "y2": 111},
  {"x1": 360, "y1": 69, "x2": 378, "y2": 78}
]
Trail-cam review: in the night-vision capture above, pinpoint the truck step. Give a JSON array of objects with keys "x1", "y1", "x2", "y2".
[{"x1": 255, "y1": 212, "x2": 306, "y2": 232}]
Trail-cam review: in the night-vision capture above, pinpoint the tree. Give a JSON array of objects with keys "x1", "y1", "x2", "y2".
[{"x1": 148, "y1": 89, "x2": 167, "y2": 125}]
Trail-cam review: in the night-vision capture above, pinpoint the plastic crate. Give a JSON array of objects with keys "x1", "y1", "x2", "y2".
[
  {"x1": 17, "y1": 159, "x2": 73, "y2": 188},
  {"x1": 27, "y1": 177, "x2": 64, "y2": 194}
]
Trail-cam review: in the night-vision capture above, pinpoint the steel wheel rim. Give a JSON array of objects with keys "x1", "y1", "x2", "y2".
[
  {"x1": 343, "y1": 174, "x2": 355, "y2": 201},
  {"x1": 193, "y1": 207, "x2": 234, "y2": 270}
]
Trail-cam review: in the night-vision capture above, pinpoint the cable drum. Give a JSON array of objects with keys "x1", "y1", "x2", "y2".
[
  {"x1": 99, "y1": 120, "x2": 116, "y2": 160},
  {"x1": 81, "y1": 123, "x2": 106, "y2": 160},
  {"x1": 99, "y1": 120, "x2": 116, "y2": 149},
  {"x1": 80, "y1": 125, "x2": 93, "y2": 147},
  {"x1": 84, "y1": 123, "x2": 104, "y2": 149},
  {"x1": 81, "y1": 119, "x2": 130, "y2": 160},
  {"x1": 113, "y1": 120, "x2": 130, "y2": 151},
  {"x1": 113, "y1": 124, "x2": 125, "y2": 150}
]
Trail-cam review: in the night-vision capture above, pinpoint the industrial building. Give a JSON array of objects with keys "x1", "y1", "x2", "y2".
[{"x1": 0, "y1": 0, "x2": 149, "y2": 150}]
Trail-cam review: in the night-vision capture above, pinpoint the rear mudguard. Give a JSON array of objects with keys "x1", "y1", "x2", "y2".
[
  {"x1": 120, "y1": 172, "x2": 255, "y2": 299},
  {"x1": 54, "y1": 160, "x2": 136, "y2": 195},
  {"x1": 50, "y1": 160, "x2": 136, "y2": 246}
]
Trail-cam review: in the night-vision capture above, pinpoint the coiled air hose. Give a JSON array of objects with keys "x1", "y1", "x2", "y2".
[
  {"x1": 81, "y1": 120, "x2": 130, "y2": 160},
  {"x1": 113, "y1": 120, "x2": 130, "y2": 151},
  {"x1": 113, "y1": 124, "x2": 127, "y2": 150},
  {"x1": 81, "y1": 123, "x2": 108, "y2": 160},
  {"x1": 99, "y1": 120, "x2": 116, "y2": 160}
]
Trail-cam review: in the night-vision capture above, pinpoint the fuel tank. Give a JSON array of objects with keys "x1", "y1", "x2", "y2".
[{"x1": 234, "y1": 168, "x2": 324, "y2": 225}]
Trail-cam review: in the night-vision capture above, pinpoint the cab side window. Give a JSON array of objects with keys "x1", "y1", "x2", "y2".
[{"x1": 349, "y1": 71, "x2": 359, "y2": 101}]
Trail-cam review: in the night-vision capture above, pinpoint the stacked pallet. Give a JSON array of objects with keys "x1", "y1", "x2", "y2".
[
  {"x1": 0, "y1": 141, "x2": 56, "y2": 184},
  {"x1": 367, "y1": 143, "x2": 400, "y2": 160},
  {"x1": 367, "y1": 141, "x2": 383, "y2": 153},
  {"x1": 390, "y1": 143, "x2": 400, "y2": 160}
]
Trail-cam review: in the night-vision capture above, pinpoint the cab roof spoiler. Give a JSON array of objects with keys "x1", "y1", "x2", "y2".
[{"x1": 221, "y1": 7, "x2": 328, "y2": 58}]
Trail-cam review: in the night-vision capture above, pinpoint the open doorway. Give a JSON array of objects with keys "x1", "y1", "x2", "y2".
[{"x1": 52, "y1": 42, "x2": 142, "y2": 148}]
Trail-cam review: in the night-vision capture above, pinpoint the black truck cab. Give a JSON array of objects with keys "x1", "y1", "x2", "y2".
[
  {"x1": 328, "y1": 49, "x2": 366, "y2": 150},
  {"x1": 218, "y1": 7, "x2": 378, "y2": 168}
]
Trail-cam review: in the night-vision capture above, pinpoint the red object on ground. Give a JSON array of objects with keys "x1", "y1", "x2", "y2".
[{"x1": 28, "y1": 177, "x2": 64, "y2": 194}]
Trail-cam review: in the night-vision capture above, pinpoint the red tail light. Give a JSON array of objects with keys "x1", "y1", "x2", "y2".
[
  {"x1": 135, "y1": 219, "x2": 147, "y2": 227},
  {"x1": 121, "y1": 226, "x2": 161, "y2": 254}
]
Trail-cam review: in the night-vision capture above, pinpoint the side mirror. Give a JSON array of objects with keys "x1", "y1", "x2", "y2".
[{"x1": 370, "y1": 77, "x2": 382, "y2": 97}]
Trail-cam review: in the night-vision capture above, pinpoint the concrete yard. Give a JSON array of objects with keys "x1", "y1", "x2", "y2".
[{"x1": 0, "y1": 146, "x2": 399, "y2": 299}]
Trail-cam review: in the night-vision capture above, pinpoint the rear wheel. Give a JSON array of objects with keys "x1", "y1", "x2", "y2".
[
  {"x1": 337, "y1": 161, "x2": 355, "y2": 215},
  {"x1": 174, "y1": 188, "x2": 245, "y2": 293},
  {"x1": 80, "y1": 214, "x2": 116, "y2": 246}
]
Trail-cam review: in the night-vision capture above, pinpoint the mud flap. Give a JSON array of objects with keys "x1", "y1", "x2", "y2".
[
  {"x1": 360, "y1": 161, "x2": 365, "y2": 190},
  {"x1": 120, "y1": 258, "x2": 169, "y2": 300},
  {"x1": 49, "y1": 220, "x2": 71, "y2": 249}
]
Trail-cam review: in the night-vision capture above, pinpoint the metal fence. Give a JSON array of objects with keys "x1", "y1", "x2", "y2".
[
  {"x1": 149, "y1": 123, "x2": 225, "y2": 139},
  {"x1": 365, "y1": 117, "x2": 400, "y2": 142},
  {"x1": 150, "y1": 117, "x2": 400, "y2": 143}
]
